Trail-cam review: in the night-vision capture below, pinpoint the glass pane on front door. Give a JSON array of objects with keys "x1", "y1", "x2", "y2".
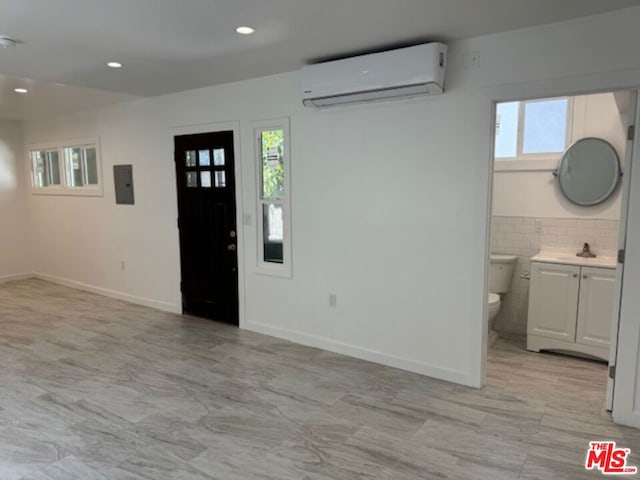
[
  {"x1": 199, "y1": 150, "x2": 211, "y2": 166},
  {"x1": 186, "y1": 171, "x2": 198, "y2": 188}
]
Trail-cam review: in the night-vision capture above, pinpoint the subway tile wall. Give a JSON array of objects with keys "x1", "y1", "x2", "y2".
[{"x1": 490, "y1": 216, "x2": 619, "y2": 334}]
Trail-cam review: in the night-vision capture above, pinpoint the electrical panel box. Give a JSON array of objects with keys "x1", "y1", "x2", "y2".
[{"x1": 114, "y1": 164, "x2": 134, "y2": 205}]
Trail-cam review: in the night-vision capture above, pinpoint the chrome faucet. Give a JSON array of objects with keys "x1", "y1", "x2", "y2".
[{"x1": 577, "y1": 243, "x2": 596, "y2": 258}]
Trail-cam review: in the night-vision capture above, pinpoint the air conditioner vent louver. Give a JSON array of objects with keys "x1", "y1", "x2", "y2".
[{"x1": 302, "y1": 43, "x2": 447, "y2": 108}]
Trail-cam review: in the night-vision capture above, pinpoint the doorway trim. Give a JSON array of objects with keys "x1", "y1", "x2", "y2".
[
  {"x1": 476, "y1": 68, "x2": 640, "y2": 427},
  {"x1": 612, "y1": 99, "x2": 640, "y2": 427},
  {"x1": 170, "y1": 120, "x2": 247, "y2": 329}
]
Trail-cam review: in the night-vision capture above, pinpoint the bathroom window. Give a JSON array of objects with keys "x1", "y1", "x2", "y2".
[
  {"x1": 494, "y1": 97, "x2": 572, "y2": 171},
  {"x1": 253, "y1": 118, "x2": 292, "y2": 277},
  {"x1": 29, "y1": 137, "x2": 103, "y2": 196}
]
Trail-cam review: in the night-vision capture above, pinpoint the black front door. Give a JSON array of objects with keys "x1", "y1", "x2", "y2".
[{"x1": 174, "y1": 131, "x2": 238, "y2": 325}]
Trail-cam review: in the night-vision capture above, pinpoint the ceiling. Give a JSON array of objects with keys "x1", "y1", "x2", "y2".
[
  {"x1": 0, "y1": 0, "x2": 639, "y2": 118},
  {"x1": 0, "y1": 73, "x2": 135, "y2": 120}
]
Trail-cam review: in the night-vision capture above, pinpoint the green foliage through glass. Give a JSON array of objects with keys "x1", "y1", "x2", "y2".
[{"x1": 261, "y1": 129, "x2": 284, "y2": 198}]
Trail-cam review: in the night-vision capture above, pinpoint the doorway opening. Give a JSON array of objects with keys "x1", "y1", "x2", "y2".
[
  {"x1": 174, "y1": 130, "x2": 239, "y2": 325},
  {"x1": 485, "y1": 89, "x2": 636, "y2": 415}
]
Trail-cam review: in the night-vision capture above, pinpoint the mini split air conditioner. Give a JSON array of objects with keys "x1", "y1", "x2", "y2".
[{"x1": 302, "y1": 42, "x2": 447, "y2": 108}]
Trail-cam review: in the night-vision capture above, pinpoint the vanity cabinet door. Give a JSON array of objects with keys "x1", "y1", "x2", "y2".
[
  {"x1": 528, "y1": 262, "x2": 580, "y2": 342},
  {"x1": 576, "y1": 267, "x2": 616, "y2": 349}
]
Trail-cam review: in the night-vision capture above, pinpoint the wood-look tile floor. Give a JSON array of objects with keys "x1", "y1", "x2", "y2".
[{"x1": 1, "y1": 279, "x2": 639, "y2": 479}]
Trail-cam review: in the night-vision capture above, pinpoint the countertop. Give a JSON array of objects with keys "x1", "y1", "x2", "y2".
[{"x1": 531, "y1": 249, "x2": 617, "y2": 269}]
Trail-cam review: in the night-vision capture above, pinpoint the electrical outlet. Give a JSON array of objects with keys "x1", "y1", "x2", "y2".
[
  {"x1": 120, "y1": 261, "x2": 126, "y2": 271},
  {"x1": 329, "y1": 293, "x2": 337, "y2": 308},
  {"x1": 243, "y1": 213, "x2": 252, "y2": 226}
]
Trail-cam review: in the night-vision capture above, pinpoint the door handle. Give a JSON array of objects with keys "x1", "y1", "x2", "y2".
[{"x1": 227, "y1": 244, "x2": 236, "y2": 252}]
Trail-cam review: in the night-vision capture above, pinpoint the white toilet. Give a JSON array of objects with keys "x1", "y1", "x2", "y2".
[{"x1": 488, "y1": 254, "x2": 518, "y2": 345}]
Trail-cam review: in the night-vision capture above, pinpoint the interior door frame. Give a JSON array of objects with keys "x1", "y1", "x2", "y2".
[
  {"x1": 477, "y1": 72, "x2": 640, "y2": 426},
  {"x1": 170, "y1": 120, "x2": 246, "y2": 329},
  {"x1": 607, "y1": 91, "x2": 637, "y2": 410},
  {"x1": 612, "y1": 95, "x2": 640, "y2": 427}
]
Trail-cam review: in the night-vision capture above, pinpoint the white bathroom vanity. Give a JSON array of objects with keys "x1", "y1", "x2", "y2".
[{"x1": 527, "y1": 251, "x2": 617, "y2": 361}]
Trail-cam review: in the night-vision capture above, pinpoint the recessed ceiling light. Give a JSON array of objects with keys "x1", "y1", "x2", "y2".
[
  {"x1": 235, "y1": 26, "x2": 255, "y2": 35},
  {"x1": 107, "y1": 61, "x2": 123, "y2": 68},
  {"x1": 14, "y1": 88, "x2": 28, "y2": 93},
  {"x1": 0, "y1": 37, "x2": 20, "y2": 48}
]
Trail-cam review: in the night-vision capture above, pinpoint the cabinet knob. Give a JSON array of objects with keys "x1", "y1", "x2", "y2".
[
  {"x1": 583, "y1": 274, "x2": 588, "y2": 279},
  {"x1": 573, "y1": 274, "x2": 578, "y2": 278}
]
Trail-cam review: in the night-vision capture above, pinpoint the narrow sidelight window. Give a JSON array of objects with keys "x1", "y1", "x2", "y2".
[{"x1": 254, "y1": 119, "x2": 291, "y2": 277}]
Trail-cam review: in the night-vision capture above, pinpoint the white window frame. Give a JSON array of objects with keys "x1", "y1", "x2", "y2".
[
  {"x1": 253, "y1": 118, "x2": 292, "y2": 278},
  {"x1": 495, "y1": 97, "x2": 574, "y2": 172},
  {"x1": 28, "y1": 137, "x2": 103, "y2": 196}
]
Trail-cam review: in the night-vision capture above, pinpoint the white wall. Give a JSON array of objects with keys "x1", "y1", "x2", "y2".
[
  {"x1": 21, "y1": 7, "x2": 640, "y2": 400},
  {"x1": 0, "y1": 120, "x2": 31, "y2": 280},
  {"x1": 493, "y1": 93, "x2": 628, "y2": 220},
  {"x1": 24, "y1": 105, "x2": 182, "y2": 311},
  {"x1": 24, "y1": 79, "x2": 476, "y2": 382}
]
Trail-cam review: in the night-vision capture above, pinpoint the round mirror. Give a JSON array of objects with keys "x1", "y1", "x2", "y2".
[{"x1": 556, "y1": 137, "x2": 621, "y2": 206}]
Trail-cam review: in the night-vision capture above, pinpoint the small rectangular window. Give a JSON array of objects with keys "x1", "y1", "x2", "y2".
[
  {"x1": 64, "y1": 146, "x2": 99, "y2": 187},
  {"x1": 31, "y1": 150, "x2": 47, "y2": 188},
  {"x1": 522, "y1": 99, "x2": 568, "y2": 154},
  {"x1": 31, "y1": 149, "x2": 62, "y2": 188},
  {"x1": 84, "y1": 147, "x2": 98, "y2": 185},
  {"x1": 64, "y1": 147, "x2": 82, "y2": 187},
  {"x1": 494, "y1": 96, "x2": 572, "y2": 170},
  {"x1": 47, "y1": 151, "x2": 61, "y2": 185},
  {"x1": 253, "y1": 119, "x2": 291, "y2": 277},
  {"x1": 29, "y1": 138, "x2": 103, "y2": 196}
]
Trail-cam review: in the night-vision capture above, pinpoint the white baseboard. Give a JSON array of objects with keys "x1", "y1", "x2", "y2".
[
  {"x1": 32, "y1": 272, "x2": 181, "y2": 314},
  {"x1": 0, "y1": 273, "x2": 33, "y2": 284},
  {"x1": 10, "y1": 273, "x2": 469, "y2": 386},
  {"x1": 245, "y1": 320, "x2": 471, "y2": 386}
]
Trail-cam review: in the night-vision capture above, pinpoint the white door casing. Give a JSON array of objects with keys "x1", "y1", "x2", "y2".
[{"x1": 608, "y1": 91, "x2": 638, "y2": 412}]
